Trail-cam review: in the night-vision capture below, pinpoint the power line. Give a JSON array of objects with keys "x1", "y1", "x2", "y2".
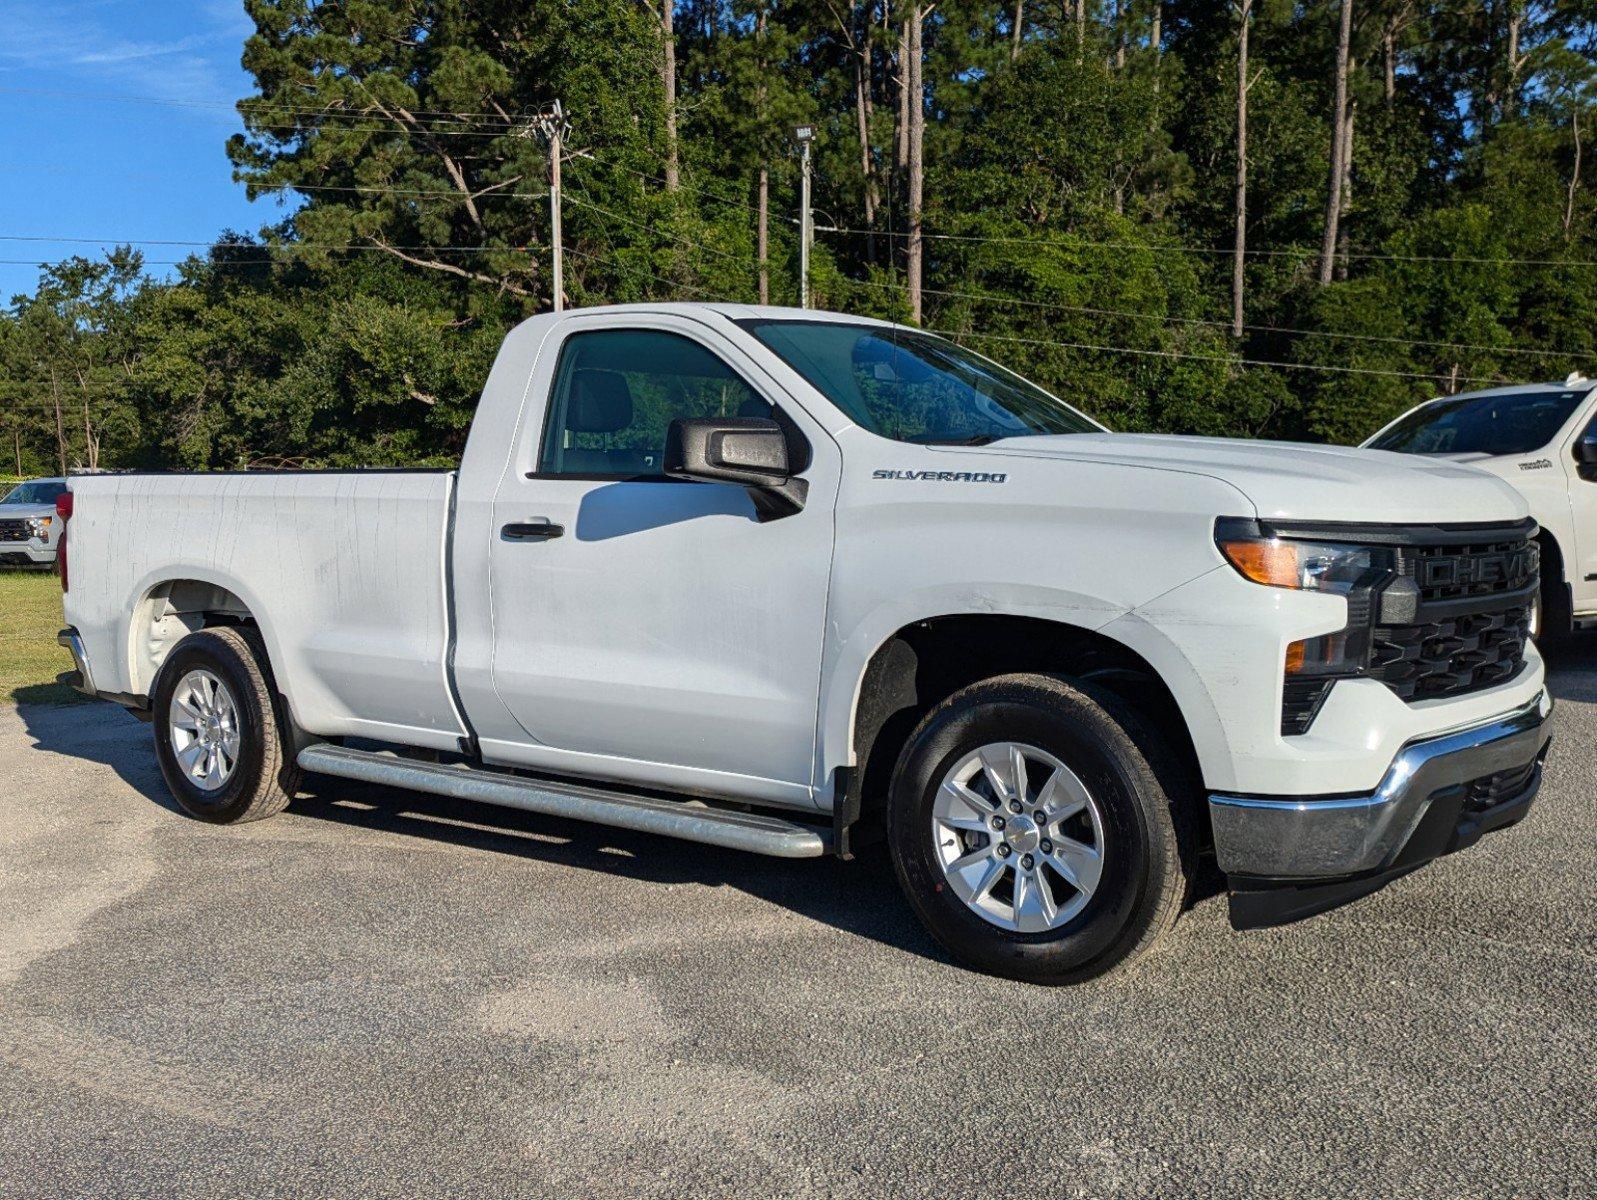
[
  {"x1": 925, "y1": 325, "x2": 1500, "y2": 386},
  {"x1": 0, "y1": 84, "x2": 533, "y2": 128},
  {"x1": 0, "y1": 83, "x2": 769, "y2": 217},
  {"x1": 561, "y1": 244, "x2": 720, "y2": 301},
  {"x1": 846, "y1": 276, "x2": 1597, "y2": 363},
  {"x1": 814, "y1": 223, "x2": 1597, "y2": 269},
  {"x1": 0, "y1": 235, "x2": 534, "y2": 255},
  {"x1": 5, "y1": 82, "x2": 1591, "y2": 269},
  {"x1": 563, "y1": 194, "x2": 753, "y2": 264},
  {"x1": 252, "y1": 181, "x2": 546, "y2": 202}
]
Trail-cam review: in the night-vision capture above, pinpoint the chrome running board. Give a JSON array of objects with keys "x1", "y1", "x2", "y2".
[{"x1": 297, "y1": 743, "x2": 831, "y2": 859}]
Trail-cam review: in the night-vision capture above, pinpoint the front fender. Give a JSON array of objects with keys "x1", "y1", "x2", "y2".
[{"x1": 817, "y1": 581, "x2": 1139, "y2": 797}]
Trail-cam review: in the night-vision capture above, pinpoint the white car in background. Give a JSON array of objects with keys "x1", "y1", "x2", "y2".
[
  {"x1": 0, "y1": 476, "x2": 68, "y2": 568},
  {"x1": 1365, "y1": 374, "x2": 1597, "y2": 637}
]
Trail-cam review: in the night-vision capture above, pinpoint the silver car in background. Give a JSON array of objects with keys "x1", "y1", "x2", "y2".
[{"x1": 0, "y1": 477, "x2": 68, "y2": 568}]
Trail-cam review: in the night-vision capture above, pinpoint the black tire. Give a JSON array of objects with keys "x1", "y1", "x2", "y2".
[
  {"x1": 151, "y1": 626, "x2": 301, "y2": 824},
  {"x1": 1532, "y1": 576, "x2": 1572, "y2": 644},
  {"x1": 887, "y1": 673, "x2": 1196, "y2": 985}
]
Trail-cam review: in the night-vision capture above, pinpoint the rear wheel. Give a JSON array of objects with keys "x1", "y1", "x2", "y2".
[
  {"x1": 152, "y1": 627, "x2": 301, "y2": 823},
  {"x1": 887, "y1": 674, "x2": 1196, "y2": 985}
]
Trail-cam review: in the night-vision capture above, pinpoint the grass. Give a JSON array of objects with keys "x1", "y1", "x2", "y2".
[{"x1": 0, "y1": 567, "x2": 87, "y2": 705}]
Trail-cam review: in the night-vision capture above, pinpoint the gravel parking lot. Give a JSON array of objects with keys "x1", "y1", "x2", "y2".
[{"x1": 2, "y1": 652, "x2": 1593, "y2": 1198}]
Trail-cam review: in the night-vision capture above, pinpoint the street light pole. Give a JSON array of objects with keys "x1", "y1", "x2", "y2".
[{"x1": 792, "y1": 124, "x2": 815, "y2": 309}]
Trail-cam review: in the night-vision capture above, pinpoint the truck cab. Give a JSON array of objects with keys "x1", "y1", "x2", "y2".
[{"x1": 1364, "y1": 375, "x2": 1597, "y2": 635}]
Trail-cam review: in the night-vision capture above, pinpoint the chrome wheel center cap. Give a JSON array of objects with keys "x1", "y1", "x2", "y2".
[{"x1": 1006, "y1": 814, "x2": 1040, "y2": 854}]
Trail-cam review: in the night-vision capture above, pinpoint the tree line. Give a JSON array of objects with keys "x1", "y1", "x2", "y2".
[{"x1": 2, "y1": 0, "x2": 1594, "y2": 476}]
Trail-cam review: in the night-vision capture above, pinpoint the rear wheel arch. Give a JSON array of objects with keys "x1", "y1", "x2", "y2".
[{"x1": 129, "y1": 577, "x2": 262, "y2": 695}]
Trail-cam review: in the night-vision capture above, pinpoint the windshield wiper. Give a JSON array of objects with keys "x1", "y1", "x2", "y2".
[{"x1": 912, "y1": 434, "x2": 1006, "y2": 446}]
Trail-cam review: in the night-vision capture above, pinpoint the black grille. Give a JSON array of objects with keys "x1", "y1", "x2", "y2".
[
  {"x1": 0, "y1": 519, "x2": 28, "y2": 543},
  {"x1": 1275, "y1": 522, "x2": 1537, "y2": 734},
  {"x1": 1369, "y1": 604, "x2": 1530, "y2": 702},
  {"x1": 1463, "y1": 760, "x2": 1539, "y2": 815},
  {"x1": 1403, "y1": 537, "x2": 1537, "y2": 604}
]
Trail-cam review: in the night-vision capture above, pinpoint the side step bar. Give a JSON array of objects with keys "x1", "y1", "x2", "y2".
[{"x1": 296, "y1": 744, "x2": 831, "y2": 859}]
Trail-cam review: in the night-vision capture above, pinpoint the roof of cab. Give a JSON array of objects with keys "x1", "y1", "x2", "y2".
[{"x1": 519, "y1": 300, "x2": 897, "y2": 327}]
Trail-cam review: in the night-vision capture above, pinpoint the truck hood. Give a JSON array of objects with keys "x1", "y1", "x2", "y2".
[{"x1": 974, "y1": 433, "x2": 1530, "y2": 524}]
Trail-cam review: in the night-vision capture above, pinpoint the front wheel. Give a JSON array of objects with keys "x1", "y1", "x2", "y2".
[
  {"x1": 887, "y1": 674, "x2": 1196, "y2": 985},
  {"x1": 152, "y1": 626, "x2": 301, "y2": 824}
]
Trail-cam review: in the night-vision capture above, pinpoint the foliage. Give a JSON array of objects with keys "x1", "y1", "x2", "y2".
[
  {"x1": 3, "y1": 0, "x2": 1596, "y2": 471},
  {"x1": 0, "y1": 568, "x2": 86, "y2": 706}
]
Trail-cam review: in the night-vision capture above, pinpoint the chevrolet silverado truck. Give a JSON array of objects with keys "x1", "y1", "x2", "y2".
[
  {"x1": 1364, "y1": 373, "x2": 1597, "y2": 639},
  {"x1": 0, "y1": 476, "x2": 68, "y2": 567},
  {"x1": 56, "y1": 304, "x2": 1554, "y2": 984}
]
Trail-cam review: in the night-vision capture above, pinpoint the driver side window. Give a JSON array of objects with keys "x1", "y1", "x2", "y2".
[{"x1": 537, "y1": 329, "x2": 773, "y2": 478}]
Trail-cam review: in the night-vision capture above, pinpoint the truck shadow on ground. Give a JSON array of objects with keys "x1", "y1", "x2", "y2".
[
  {"x1": 1539, "y1": 635, "x2": 1597, "y2": 702},
  {"x1": 16, "y1": 698, "x2": 1228, "y2": 968},
  {"x1": 292, "y1": 777, "x2": 954, "y2": 961},
  {"x1": 14, "y1": 698, "x2": 950, "y2": 963},
  {"x1": 15, "y1": 696, "x2": 187, "y2": 818}
]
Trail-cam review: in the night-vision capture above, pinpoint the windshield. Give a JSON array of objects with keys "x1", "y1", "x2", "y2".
[
  {"x1": 738, "y1": 319, "x2": 1102, "y2": 443},
  {"x1": 1369, "y1": 391, "x2": 1587, "y2": 456},
  {"x1": 1, "y1": 480, "x2": 66, "y2": 506}
]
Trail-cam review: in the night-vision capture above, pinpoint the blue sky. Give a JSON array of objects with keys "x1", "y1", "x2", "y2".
[{"x1": 0, "y1": 1, "x2": 297, "y2": 299}]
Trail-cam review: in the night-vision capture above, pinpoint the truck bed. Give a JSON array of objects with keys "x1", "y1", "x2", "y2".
[{"x1": 63, "y1": 471, "x2": 469, "y2": 750}]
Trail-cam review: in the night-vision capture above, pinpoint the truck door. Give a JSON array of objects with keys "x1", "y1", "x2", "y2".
[
  {"x1": 481, "y1": 313, "x2": 839, "y2": 809},
  {"x1": 1561, "y1": 403, "x2": 1597, "y2": 614}
]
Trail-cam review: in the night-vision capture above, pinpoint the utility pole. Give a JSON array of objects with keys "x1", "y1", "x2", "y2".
[
  {"x1": 1318, "y1": 0, "x2": 1353, "y2": 286},
  {"x1": 526, "y1": 102, "x2": 571, "y2": 312},
  {"x1": 49, "y1": 368, "x2": 67, "y2": 477},
  {"x1": 1233, "y1": 0, "x2": 1253, "y2": 338},
  {"x1": 793, "y1": 124, "x2": 815, "y2": 309}
]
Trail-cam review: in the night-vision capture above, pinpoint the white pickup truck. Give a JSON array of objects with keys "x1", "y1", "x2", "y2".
[
  {"x1": 0, "y1": 476, "x2": 68, "y2": 568},
  {"x1": 56, "y1": 304, "x2": 1554, "y2": 983},
  {"x1": 1364, "y1": 375, "x2": 1597, "y2": 638}
]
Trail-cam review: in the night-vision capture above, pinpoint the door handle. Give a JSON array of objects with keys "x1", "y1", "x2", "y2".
[{"x1": 502, "y1": 520, "x2": 564, "y2": 541}]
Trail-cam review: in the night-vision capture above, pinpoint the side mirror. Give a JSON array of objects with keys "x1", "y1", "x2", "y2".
[
  {"x1": 1575, "y1": 431, "x2": 1597, "y2": 465},
  {"x1": 665, "y1": 417, "x2": 808, "y2": 520}
]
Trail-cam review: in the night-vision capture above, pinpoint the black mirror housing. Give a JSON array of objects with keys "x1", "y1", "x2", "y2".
[
  {"x1": 1575, "y1": 432, "x2": 1597, "y2": 465},
  {"x1": 665, "y1": 417, "x2": 808, "y2": 520},
  {"x1": 666, "y1": 417, "x2": 789, "y2": 484}
]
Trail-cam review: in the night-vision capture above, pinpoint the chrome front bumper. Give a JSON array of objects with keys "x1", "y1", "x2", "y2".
[{"x1": 1210, "y1": 691, "x2": 1553, "y2": 881}]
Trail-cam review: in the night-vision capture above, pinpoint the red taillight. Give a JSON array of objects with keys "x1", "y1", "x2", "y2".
[{"x1": 55, "y1": 489, "x2": 71, "y2": 592}]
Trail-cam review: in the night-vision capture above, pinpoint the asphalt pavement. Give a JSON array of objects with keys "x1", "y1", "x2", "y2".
[{"x1": 1, "y1": 649, "x2": 1594, "y2": 1198}]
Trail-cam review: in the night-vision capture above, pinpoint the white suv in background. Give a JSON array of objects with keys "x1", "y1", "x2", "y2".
[{"x1": 1365, "y1": 374, "x2": 1597, "y2": 637}]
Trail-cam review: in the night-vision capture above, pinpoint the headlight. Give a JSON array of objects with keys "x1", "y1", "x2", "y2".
[
  {"x1": 25, "y1": 515, "x2": 52, "y2": 539},
  {"x1": 1215, "y1": 521, "x2": 1394, "y2": 595},
  {"x1": 1215, "y1": 518, "x2": 1398, "y2": 734}
]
